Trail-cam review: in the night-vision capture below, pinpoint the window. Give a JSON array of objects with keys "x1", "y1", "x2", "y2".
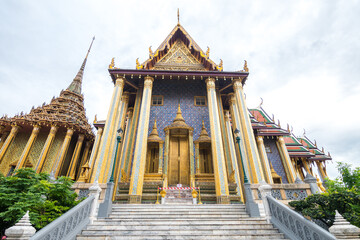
[
  {"x1": 151, "y1": 95, "x2": 163, "y2": 106},
  {"x1": 194, "y1": 96, "x2": 206, "y2": 106}
]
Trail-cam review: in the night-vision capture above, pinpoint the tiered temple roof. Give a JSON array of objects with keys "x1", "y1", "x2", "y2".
[
  {"x1": 140, "y1": 23, "x2": 221, "y2": 71},
  {"x1": 250, "y1": 104, "x2": 331, "y2": 162},
  {"x1": 249, "y1": 106, "x2": 289, "y2": 136},
  {"x1": 0, "y1": 38, "x2": 95, "y2": 139}
]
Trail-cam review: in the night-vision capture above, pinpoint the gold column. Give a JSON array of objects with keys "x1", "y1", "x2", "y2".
[
  {"x1": 216, "y1": 90, "x2": 232, "y2": 176},
  {"x1": 189, "y1": 130, "x2": 195, "y2": 187},
  {"x1": 224, "y1": 110, "x2": 244, "y2": 201},
  {"x1": 256, "y1": 136, "x2": 273, "y2": 184},
  {"x1": 158, "y1": 142, "x2": 163, "y2": 174},
  {"x1": 228, "y1": 93, "x2": 252, "y2": 182},
  {"x1": 206, "y1": 78, "x2": 229, "y2": 204},
  {"x1": 125, "y1": 89, "x2": 142, "y2": 177},
  {"x1": 301, "y1": 158, "x2": 311, "y2": 175},
  {"x1": 276, "y1": 136, "x2": 296, "y2": 183},
  {"x1": 118, "y1": 108, "x2": 133, "y2": 181},
  {"x1": 93, "y1": 77, "x2": 125, "y2": 183},
  {"x1": 0, "y1": 126, "x2": 8, "y2": 150},
  {"x1": 107, "y1": 92, "x2": 129, "y2": 183},
  {"x1": 76, "y1": 141, "x2": 92, "y2": 180},
  {"x1": 67, "y1": 134, "x2": 85, "y2": 179},
  {"x1": 16, "y1": 125, "x2": 41, "y2": 170},
  {"x1": 35, "y1": 125, "x2": 58, "y2": 173},
  {"x1": 195, "y1": 142, "x2": 200, "y2": 173},
  {"x1": 0, "y1": 124, "x2": 20, "y2": 164},
  {"x1": 295, "y1": 158, "x2": 305, "y2": 180},
  {"x1": 233, "y1": 80, "x2": 265, "y2": 183},
  {"x1": 52, "y1": 128, "x2": 74, "y2": 177},
  {"x1": 316, "y1": 161, "x2": 327, "y2": 180},
  {"x1": 163, "y1": 130, "x2": 170, "y2": 188},
  {"x1": 129, "y1": 76, "x2": 154, "y2": 203},
  {"x1": 78, "y1": 140, "x2": 92, "y2": 172},
  {"x1": 0, "y1": 131, "x2": 10, "y2": 151},
  {"x1": 88, "y1": 127, "x2": 103, "y2": 182}
]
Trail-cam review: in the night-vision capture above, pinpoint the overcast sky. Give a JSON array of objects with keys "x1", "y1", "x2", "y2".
[{"x1": 0, "y1": 0, "x2": 359, "y2": 179}]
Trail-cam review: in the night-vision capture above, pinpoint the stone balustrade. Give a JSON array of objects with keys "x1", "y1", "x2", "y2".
[
  {"x1": 267, "y1": 195, "x2": 336, "y2": 240},
  {"x1": 251, "y1": 183, "x2": 312, "y2": 202}
]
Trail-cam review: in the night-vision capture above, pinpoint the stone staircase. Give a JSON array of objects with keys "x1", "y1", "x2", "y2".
[{"x1": 77, "y1": 204, "x2": 287, "y2": 239}]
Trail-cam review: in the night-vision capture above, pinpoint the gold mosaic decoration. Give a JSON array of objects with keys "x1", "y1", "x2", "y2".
[{"x1": 153, "y1": 40, "x2": 206, "y2": 71}]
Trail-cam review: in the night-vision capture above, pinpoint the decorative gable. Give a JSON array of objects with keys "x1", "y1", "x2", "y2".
[{"x1": 153, "y1": 40, "x2": 206, "y2": 71}]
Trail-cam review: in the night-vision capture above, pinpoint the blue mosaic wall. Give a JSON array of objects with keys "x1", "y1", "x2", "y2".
[
  {"x1": 264, "y1": 138, "x2": 288, "y2": 183},
  {"x1": 148, "y1": 79, "x2": 210, "y2": 140}
]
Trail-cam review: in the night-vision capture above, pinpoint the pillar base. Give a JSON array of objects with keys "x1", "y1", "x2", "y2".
[
  {"x1": 129, "y1": 195, "x2": 142, "y2": 204},
  {"x1": 216, "y1": 195, "x2": 230, "y2": 204}
]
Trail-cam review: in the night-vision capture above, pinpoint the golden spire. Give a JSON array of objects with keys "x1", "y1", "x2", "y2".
[
  {"x1": 148, "y1": 119, "x2": 163, "y2": 142},
  {"x1": 177, "y1": 8, "x2": 180, "y2": 25},
  {"x1": 173, "y1": 103, "x2": 185, "y2": 123},
  {"x1": 195, "y1": 119, "x2": 210, "y2": 143},
  {"x1": 199, "y1": 120, "x2": 209, "y2": 137},
  {"x1": 149, "y1": 119, "x2": 159, "y2": 137},
  {"x1": 67, "y1": 36, "x2": 95, "y2": 94}
]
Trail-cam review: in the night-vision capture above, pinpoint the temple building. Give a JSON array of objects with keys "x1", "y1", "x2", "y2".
[
  {"x1": 0, "y1": 19, "x2": 331, "y2": 204},
  {"x1": 0, "y1": 39, "x2": 95, "y2": 180}
]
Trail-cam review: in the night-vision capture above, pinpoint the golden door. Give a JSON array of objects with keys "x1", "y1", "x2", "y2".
[{"x1": 169, "y1": 136, "x2": 189, "y2": 186}]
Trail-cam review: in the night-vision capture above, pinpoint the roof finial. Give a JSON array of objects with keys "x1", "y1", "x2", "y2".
[
  {"x1": 67, "y1": 36, "x2": 95, "y2": 94},
  {"x1": 258, "y1": 97, "x2": 263, "y2": 108},
  {"x1": 243, "y1": 60, "x2": 249, "y2": 72},
  {"x1": 177, "y1": 8, "x2": 180, "y2": 25}
]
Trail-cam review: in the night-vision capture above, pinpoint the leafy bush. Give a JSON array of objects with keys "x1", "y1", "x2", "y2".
[
  {"x1": 289, "y1": 162, "x2": 360, "y2": 228},
  {"x1": 0, "y1": 168, "x2": 80, "y2": 235}
]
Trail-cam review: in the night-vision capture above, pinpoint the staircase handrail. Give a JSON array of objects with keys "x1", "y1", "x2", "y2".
[
  {"x1": 266, "y1": 195, "x2": 336, "y2": 240},
  {"x1": 30, "y1": 195, "x2": 95, "y2": 240}
]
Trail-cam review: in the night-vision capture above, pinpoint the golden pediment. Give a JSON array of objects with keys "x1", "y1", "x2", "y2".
[{"x1": 153, "y1": 40, "x2": 206, "y2": 71}]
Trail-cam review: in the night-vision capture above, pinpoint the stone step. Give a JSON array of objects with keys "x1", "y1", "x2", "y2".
[
  {"x1": 111, "y1": 208, "x2": 246, "y2": 212},
  {"x1": 77, "y1": 234, "x2": 286, "y2": 240},
  {"x1": 77, "y1": 203, "x2": 287, "y2": 240},
  {"x1": 112, "y1": 209, "x2": 247, "y2": 215},
  {"x1": 80, "y1": 229, "x2": 281, "y2": 236},
  {"x1": 111, "y1": 204, "x2": 246, "y2": 209},
  {"x1": 93, "y1": 219, "x2": 268, "y2": 225},
  {"x1": 85, "y1": 224, "x2": 276, "y2": 231},
  {"x1": 108, "y1": 214, "x2": 251, "y2": 219}
]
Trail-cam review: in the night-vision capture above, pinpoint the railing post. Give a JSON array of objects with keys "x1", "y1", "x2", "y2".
[
  {"x1": 160, "y1": 189, "x2": 166, "y2": 204},
  {"x1": 89, "y1": 181, "x2": 101, "y2": 224},
  {"x1": 97, "y1": 182, "x2": 114, "y2": 217},
  {"x1": 5, "y1": 211, "x2": 36, "y2": 240},
  {"x1": 191, "y1": 189, "x2": 198, "y2": 205},
  {"x1": 244, "y1": 182, "x2": 260, "y2": 217},
  {"x1": 258, "y1": 181, "x2": 272, "y2": 223},
  {"x1": 329, "y1": 210, "x2": 360, "y2": 239}
]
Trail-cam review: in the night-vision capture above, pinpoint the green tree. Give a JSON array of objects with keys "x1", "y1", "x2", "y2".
[
  {"x1": 289, "y1": 162, "x2": 360, "y2": 227},
  {"x1": 0, "y1": 168, "x2": 80, "y2": 235}
]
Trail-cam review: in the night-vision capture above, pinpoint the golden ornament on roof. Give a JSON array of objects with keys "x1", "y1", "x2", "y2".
[
  {"x1": 149, "y1": 46, "x2": 153, "y2": 58},
  {"x1": 109, "y1": 57, "x2": 115, "y2": 69},
  {"x1": 206, "y1": 47, "x2": 210, "y2": 59},
  {"x1": 216, "y1": 59, "x2": 223, "y2": 71},
  {"x1": 136, "y1": 58, "x2": 144, "y2": 69},
  {"x1": 243, "y1": 60, "x2": 249, "y2": 72}
]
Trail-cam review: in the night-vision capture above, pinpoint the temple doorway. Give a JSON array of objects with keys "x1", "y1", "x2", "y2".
[{"x1": 169, "y1": 134, "x2": 190, "y2": 186}]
